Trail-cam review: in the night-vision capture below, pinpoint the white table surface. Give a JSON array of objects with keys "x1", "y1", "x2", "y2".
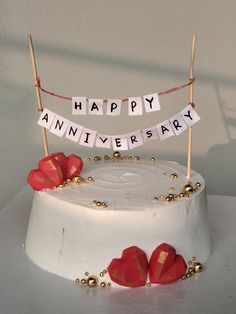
[{"x1": 0, "y1": 187, "x2": 236, "y2": 314}]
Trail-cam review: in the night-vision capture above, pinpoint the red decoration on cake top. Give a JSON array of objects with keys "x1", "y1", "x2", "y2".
[
  {"x1": 27, "y1": 152, "x2": 83, "y2": 191},
  {"x1": 107, "y1": 243, "x2": 187, "y2": 287}
]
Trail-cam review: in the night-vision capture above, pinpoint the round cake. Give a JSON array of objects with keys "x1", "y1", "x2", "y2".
[{"x1": 25, "y1": 156, "x2": 211, "y2": 287}]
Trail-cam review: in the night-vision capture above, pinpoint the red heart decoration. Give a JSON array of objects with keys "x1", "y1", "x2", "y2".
[
  {"x1": 27, "y1": 169, "x2": 55, "y2": 191},
  {"x1": 107, "y1": 246, "x2": 148, "y2": 287},
  {"x1": 66, "y1": 154, "x2": 83, "y2": 179},
  {"x1": 149, "y1": 243, "x2": 187, "y2": 284},
  {"x1": 50, "y1": 152, "x2": 68, "y2": 177},
  {"x1": 39, "y1": 156, "x2": 64, "y2": 186}
]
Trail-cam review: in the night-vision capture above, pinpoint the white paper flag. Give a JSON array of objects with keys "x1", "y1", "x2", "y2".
[
  {"x1": 65, "y1": 121, "x2": 83, "y2": 142},
  {"x1": 95, "y1": 134, "x2": 111, "y2": 149},
  {"x1": 181, "y1": 105, "x2": 200, "y2": 127},
  {"x1": 143, "y1": 93, "x2": 160, "y2": 113},
  {"x1": 106, "y1": 99, "x2": 122, "y2": 116},
  {"x1": 142, "y1": 126, "x2": 158, "y2": 142},
  {"x1": 49, "y1": 115, "x2": 69, "y2": 137},
  {"x1": 72, "y1": 97, "x2": 87, "y2": 115},
  {"x1": 79, "y1": 128, "x2": 97, "y2": 147},
  {"x1": 37, "y1": 108, "x2": 56, "y2": 130},
  {"x1": 127, "y1": 130, "x2": 144, "y2": 149},
  {"x1": 169, "y1": 113, "x2": 188, "y2": 136},
  {"x1": 88, "y1": 99, "x2": 103, "y2": 115},
  {"x1": 112, "y1": 135, "x2": 128, "y2": 151},
  {"x1": 128, "y1": 97, "x2": 143, "y2": 116},
  {"x1": 156, "y1": 120, "x2": 174, "y2": 140}
]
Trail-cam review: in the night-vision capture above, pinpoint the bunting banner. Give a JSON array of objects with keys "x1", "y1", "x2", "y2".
[
  {"x1": 72, "y1": 94, "x2": 161, "y2": 116},
  {"x1": 37, "y1": 104, "x2": 200, "y2": 151}
]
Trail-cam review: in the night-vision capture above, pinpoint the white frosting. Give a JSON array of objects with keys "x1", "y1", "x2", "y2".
[{"x1": 25, "y1": 159, "x2": 211, "y2": 286}]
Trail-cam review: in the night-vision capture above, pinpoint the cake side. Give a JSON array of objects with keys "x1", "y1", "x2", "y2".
[{"x1": 25, "y1": 159, "x2": 211, "y2": 287}]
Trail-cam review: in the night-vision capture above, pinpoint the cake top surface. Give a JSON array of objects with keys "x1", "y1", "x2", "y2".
[{"x1": 43, "y1": 158, "x2": 204, "y2": 211}]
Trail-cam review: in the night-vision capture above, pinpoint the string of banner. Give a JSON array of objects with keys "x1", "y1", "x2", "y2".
[{"x1": 29, "y1": 34, "x2": 197, "y2": 177}]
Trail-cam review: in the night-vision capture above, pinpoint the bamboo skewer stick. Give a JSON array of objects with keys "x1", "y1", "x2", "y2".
[
  {"x1": 186, "y1": 35, "x2": 196, "y2": 178},
  {"x1": 28, "y1": 34, "x2": 49, "y2": 157}
]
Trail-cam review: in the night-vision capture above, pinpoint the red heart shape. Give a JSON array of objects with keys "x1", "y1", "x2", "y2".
[
  {"x1": 107, "y1": 246, "x2": 148, "y2": 287},
  {"x1": 66, "y1": 154, "x2": 83, "y2": 179},
  {"x1": 149, "y1": 243, "x2": 187, "y2": 284},
  {"x1": 39, "y1": 156, "x2": 64, "y2": 186},
  {"x1": 27, "y1": 169, "x2": 55, "y2": 191},
  {"x1": 50, "y1": 152, "x2": 68, "y2": 177}
]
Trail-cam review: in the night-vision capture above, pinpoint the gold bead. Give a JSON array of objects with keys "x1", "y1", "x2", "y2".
[
  {"x1": 192, "y1": 256, "x2": 196, "y2": 261},
  {"x1": 183, "y1": 183, "x2": 194, "y2": 194},
  {"x1": 72, "y1": 176, "x2": 82, "y2": 184},
  {"x1": 94, "y1": 156, "x2": 101, "y2": 161},
  {"x1": 104, "y1": 155, "x2": 109, "y2": 160},
  {"x1": 106, "y1": 283, "x2": 111, "y2": 287},
  {"x1": 165, "y1": 196, "x2": 173, "y2": 202},
  {"x1": 66, "y1": 178, "x2": 72, "y2": 183},
  {"x1": 179, "y1": 192, "x2": 184, "y2": 198},
  {"x1": 188, "y1": 267, "x2": 193, "y2": 273},
  {"x1": 97, "y1": 201, "x2": 102, "y2": 207},
  {"x1": 134, "y1": 156, "x2": 139, "y2": 160},
  {"x1": 113, "y1": 151, "x2": 121, "y2": 159},
  {"x1": 92, "y1": 200, "x2": 97, "y2": 205},
  {"x1": 153, "y1": 196, "x2": 159, "y2": 201},
  {"x1": 170, "y1": 173, "x2": 178, "y2": 179},
  {"x1": 85, "y1": 272, "x2": 89, "y2": 276},
  {"x1": 103, "y1": 270, "x2": 107, "y2": 274},
  {"x1": 162, "y1": 173, "x2": 167, "y2": 176},
  {"x1": 87, "y1": 276, "x2": 98, "y2": 288},
  {"x1": 188, "y1": 260, "x2": 192, "y2": 265},
  {"x1": 183, "y1": 192, "x2": 190, "y2": 198},
  {"x1": 101, "y1": 202, "x2": 107, "y2": 208},
  {"x1": 87, "y1": 158, "x2": 91, "y2": 161},
  {"x1": 81, "y1": 278, "x2": 87, "y2": 285},
  {"x1": 87, "y1": 176, "x2": 94, "y2": 182},
  {"x1": 186, "y1": 273, "x2": 191, "y2": 278},
  {"x1": 195, "y1": 182, "x2": 201, "y2": 188},
  {"x1": 75, "y1": 278, "x2": 80, "y2": 284},
  {"x1": 160, "y1": 194, "x2": 165, "y2": 198},
  {"x1": 170, "y1": 187, "x2": 175, "y2": 191},
  {"x1": 193, "y1": 262, "x2": 203, "y2": 273},
  {"x1": 146, "y1": 282, "x2": 151, "y2": 287},
  {"x1": 100, "y1": 282, "x2": 106, "y2": 288},
  {"x1": 182, "y1": 275, "x2": 186, "y2": 280},
  {"x1": 58, "y1": 184, "x2": 64, "y2": 188},
  {"x1": 151, "y1": 157, "x2": 155, "y2": 161},
  {"x1": 100, "y1": 272, "x2": 104, "y2": 277}
]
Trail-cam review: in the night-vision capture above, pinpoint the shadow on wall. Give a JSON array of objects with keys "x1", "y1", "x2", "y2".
[{"x1": 204, "y1": 83, "x2": 236, "y2": 196}]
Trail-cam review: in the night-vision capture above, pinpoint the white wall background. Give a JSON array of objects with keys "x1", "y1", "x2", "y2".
[{"x1": 1, "y1": 0, "x2": 236, "y2": 208}]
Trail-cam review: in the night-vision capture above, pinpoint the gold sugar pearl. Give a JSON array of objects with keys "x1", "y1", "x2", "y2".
[
  {"x1": 106, "y1": 283, "x2": 111, "y2": 287},
  {"x1": 170, "y1": 173, "x2": 178, "y2": 179},
  {"x1": 146, "y1": 283, "x2": 151, "y2": 287},
  {"x1": 183, "y1": 183, "x2": 194, "y2": 194},
  {"x1": 192, "y1": 256, "x2": 196, "y2": 261},
  {"x1": 134, "y1": 156, "x2": 139, "y2": 160},
  {"x1": 100, "y1": 272, "x2": 104, "y2": 277},
  {"x1": 151, "y1": 157, "x2": 155, "y2": 161},
  {"x1": 113, "y1": 151, "x2": 121, "y2": 159},
  {"x1": 188, "y1": 260, "x2": 193, "y2": 265},
  {"x1": 182, "y1": 275, "x2": 187, "y2": 280},
  {"x1": 162, "y1": 173, "x2": 167, "y2": 176},
  {"x1": 72, "y1": 176, "x2": 83, "y2": 184},
  {"x1": 66, "y1": 178, "x2": 72, "y2": 183},
  {"x1": 165, "y1": 196, "x2": 173, "y2": 202},
  {"x1": 188, "y1": 267, "x2": 193, "y2": 273},
  {"x1": 94, "y1": 156, "x2": 101, "y2": 161},
  {"x1": 170, "y1": 187, "x2": 175, "y2": 192},
  {"x1": 100, "y1": 282, "x2": 106, "y2": 288},
  {"x1": 87, "y1": 158, "x2": 91, "y2": 161},
  {"x1": 85, "y1": 272, "x2": 89, "y2": 276},
  {"x1": 101, "y1": 202, "x2": 107, "y2": 208},
  {"x1": 81, "y1": 278, "x2": 87, "y2": 285},
  {"x1": 97, "y1": 201, "x2": 102, "y2": 207},
  {"x1": 153, "y1": 196, "x2": 159, "y2": 201},
  {"x1": 160, "y1": 194, "x2": 165, "y2": 198},
  {"x1": 186, "y1": 273, "x2": 192, "y2": 278},
  {"x1": 92, "y1": 200, "x2": 97, "y2": 205},
  {"x1": 87, "y1": 276, "x2": 98, "y2": 288},
  {"x1": 87, "y1": 176, "x2": 94, "y2": 182},
  {"x1": 193, "y1": 262, "x2": 203, "y2": 273},
  {"x1": 58, "y1": 184, "x2": 64, "y2": 188},
  {"x1": 104, "y1": 155, "x2": 109, "y2": 160},
  {"x1": 103, "y1": 270, "x2": 107, "y2": 274},
  {"x1": 195, "y1": 182, "x2": 201, "y2": 188},
  {"x1": 75, "y1": 278, "x2": 80, "y2": 284}
]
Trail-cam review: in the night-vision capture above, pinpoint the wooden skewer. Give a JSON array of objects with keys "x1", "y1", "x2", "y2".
[
  {"x1": 28, "y1": 34, "x2": 49, "y2": 157},
  {"x1": 187, "y1": 35, "x2": 196, "y2": 178}
]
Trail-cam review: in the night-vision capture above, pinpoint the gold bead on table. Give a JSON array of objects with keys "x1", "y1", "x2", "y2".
[
  {"x1": 183, "y1": 183, "x2": 194, "y2": 194},
  {"x1": 100, "y1": 282, "x2": 106, "y2": 288},
  {"x1": 87, "y1": 276, "x2": 98, "y2": 288},
  {"x1": 113, "y1": 151, "x2": 121, "y2": 159},
  {"x1": 87, "y1": 176, "x2": 94, "y2": 182},
  {"x1": 193, "y1": 262, "x2": 203, "y2": 273},
  {"x1": 81, "y1": 278, "x2": 87, "y2": 285}
]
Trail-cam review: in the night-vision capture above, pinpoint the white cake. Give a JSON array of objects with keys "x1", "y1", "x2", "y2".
[{"x1": 25, "y1": 157, "x2": 211, "y2": 287}]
